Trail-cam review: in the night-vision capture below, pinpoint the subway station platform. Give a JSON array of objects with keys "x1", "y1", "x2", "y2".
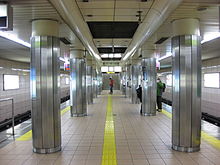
[{"x1": 0, "y1": 91, "x2": 220, "y2": 165}]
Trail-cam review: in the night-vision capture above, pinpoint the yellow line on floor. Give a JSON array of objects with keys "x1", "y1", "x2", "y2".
[
  {"x1": 16, "y1": 106, "x2": 70, "y2": 141},
  {"x1": 161, "y1": 109, "x2": 220, "y2": 150},
  {"x1": 102, "y1": 95, "x2": 117, "y2": 165}
]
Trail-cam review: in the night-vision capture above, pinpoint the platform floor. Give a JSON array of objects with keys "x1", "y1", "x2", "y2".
[{"x1": 1, "y1": 91, "x2": 220, "y2": 165}]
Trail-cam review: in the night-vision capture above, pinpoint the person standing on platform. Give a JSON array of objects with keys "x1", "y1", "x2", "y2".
[
  {"x1": 136, "y1": 85, "x2": 142, "y2": 114},
  {"x1": 157, "y1": 78, "x2": 165, "y2": 112},
  {"x1": 109, "y1": 77, "x2": 114, "y2": 94}
]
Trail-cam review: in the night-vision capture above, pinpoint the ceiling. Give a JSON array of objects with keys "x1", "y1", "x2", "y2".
[
  {"x1": 141, "y1": 0, "x2": 220, "y2": 61},
  {"x1": 76, "y1": 0, "x2": 153, "y2": 51},
  {"x1": 0, "y1": 0, "x2": 84, "y2": 62},
  {"x1": 0, "y1": 37, "x2": 29, "y2": 62},
  {"x1": 0, "y1": 0, "x2": 219, "y2": 67}
]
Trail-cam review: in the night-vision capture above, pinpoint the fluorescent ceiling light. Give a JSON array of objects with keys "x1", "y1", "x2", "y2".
[
  {"x1": 101, "y1": 54, "x2": 108, "y2": 58},
  {"x1": 109, "y1": 67, "x2": 114, "y2": 72},
  {"x1": 114, "y1": 66, "x2": 122, "y2": 72},
  {"x1": 201, "y1": 32, "x2": 220, "y2": 44},
  {"x1": 59, "y1": 57, "x2": 69, "y2": 64},
  {"x1": 114, "y1": 54, "x2": 122, "y2": 58},
  {"x1": 158, "y1": 52, "x2": 172, "y2": 61},
  {"x1": 0, "y1": 31, "x2": 31, "y2": 48},
  {"x1": 101, "y1": 66, "x2": 108, "y2": 72},
  {"x1": 109, "y1": 54, "x2": 114, "y2": 58}
]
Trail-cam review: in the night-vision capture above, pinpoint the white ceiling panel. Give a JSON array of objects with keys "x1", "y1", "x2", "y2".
[
  {"x1": 81, "y1": 8, "x2": 114, "y2": 16},
  {"x1": 141, "y1": 1, "x2": 220, "y2": 61},
  {"x1": 94, "y1": 38, "x2": 131, "y2": 48},
  {"x1": 0, "y1": 37, "x2": 29, "y2": 62},
  {"x1": 76, "y1": 0, "x2": 153, "y2": 49},
  {"x1": 77, "y1": 1, "x2": 114, "y2": 9}
]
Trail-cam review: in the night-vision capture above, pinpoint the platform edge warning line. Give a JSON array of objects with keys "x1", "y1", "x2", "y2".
[
  {"x1": 16, "y1": 106, "x2": 71, "y2": 141},
  {"x1": 161, "y1": 109, "x2": 220, "y2": 150},
  {"x1": 102, "y1": 95, "x2": 117, "y2": 165}
]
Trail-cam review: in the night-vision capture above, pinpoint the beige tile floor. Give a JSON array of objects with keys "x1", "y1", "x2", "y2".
[{"x1": 0, "y1": 90, "x2": 220, "y2": 165}]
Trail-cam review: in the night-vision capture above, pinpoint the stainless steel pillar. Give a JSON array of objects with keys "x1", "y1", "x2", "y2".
[
  {"x1": 86, "y1": 65, "x2": 93, "y2": 104},
  {"x1": 97, "y1": 71, "x2": 102, "y2": 95},
  {"x1": 172, "y1": 18, "x2": 201, "y2": 152},
  {"x1": 93, "y1": 68, "x2": 98, "y2": 98},
  {"x1": 70, "y1": 50, "x2": 87, "y2": 117},
  {"x1": 131, "y1": 65, "x2": 139, "y2": 104},
  {"x1": 31, "y1": 20, "x2": 61, "y2": 154},
  {"x1": 121, "y1": 71, "x2": 126, "y2": 96},
  {"x1": 142, "y1": 58, "x2": 156, "y2": 116},
  {"x1": 126, "y1": 64, "x2": 131, "y2": 98}
]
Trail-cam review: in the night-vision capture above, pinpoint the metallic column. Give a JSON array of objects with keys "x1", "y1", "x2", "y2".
[
  {"x1": 126, "y1": 64, "x2": 131, "y2": 98},
  {"x1": 93, "y1": 68, "x2": 98, "y2": 98},
  {"x1": 86, "y1": 59, "x2": 93, "y2": 104},
  {"x1": 131, "y1": 65, "x2": 139, "y2": 104},
  {"x1": 121, "y1": 71, "x2": 126, "y2": 96},
  {"x1": 172, "y1": 18, "x2": 201, "y2": 152},
  {"x1": 97, "y1": 70, "x2": 102, "y2": 95},
  {"x1": 31, "y1": 20, "x2": 61, "y2": 153},
  {"x1": 70, "y1": 50, "x2": 87, "y2": 117},
  {"x1": 142, "y1": 58, "x2": 156, "y2": 116}
]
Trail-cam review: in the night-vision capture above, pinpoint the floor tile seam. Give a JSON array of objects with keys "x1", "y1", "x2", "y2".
[
  {"x1": 144, "y1": 116, "x2": 171, "y2": 139},
  {"x1": 122, "y1": 103, "x2": 173, "y2": 161},
  {"x1": 162, "y1": 109, "x2": 220, "y2": 152},
  {"x1": 141, "y1": 117, "x2": 171, "y2": 142},
  {"x1": 112, "y1": 97, "x2": 135, "y2": 159}
]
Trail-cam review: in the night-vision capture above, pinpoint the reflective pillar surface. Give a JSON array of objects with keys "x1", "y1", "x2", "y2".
[
  {"x1": 70, "y1": 57, "x2": 87, "y2": 117},
  {"x1": 131, "y1": 65, "x2": 140, "y2": 104},
  {"x1": 31, "y1": 36, "x2": 61, "y2": 153},
  {"x1": 142, "y1": 58, "x2": 156, "y2": 116},
  {"x1": 86, "y1": 66, "x2": 93, "y2": 104},
  {"x1": 172, "y1": 35, "x2": 201, "y2": 152},
  {"x1": 126, "y1": 65, "x2": 131, "y2": 98},
  {"x1": 93, "y1": 69, "x2": 98, "y2": 98}
]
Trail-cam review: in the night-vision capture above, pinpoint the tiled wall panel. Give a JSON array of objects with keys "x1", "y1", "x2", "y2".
[
  {"x1": 0, "y1": 59, "x2": 70, "y2": 123},
  {"x1": 159, "y1": 57, "x2": 220, "y2": 117}
]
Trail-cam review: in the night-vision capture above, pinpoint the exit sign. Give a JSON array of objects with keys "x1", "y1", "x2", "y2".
[{"x1": 0, "y1": 4, "x2": 13, "y2": 30}]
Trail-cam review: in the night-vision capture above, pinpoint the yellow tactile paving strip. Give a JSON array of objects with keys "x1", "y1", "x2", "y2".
[
  {"x1": 102, "y1": 95, "x2": 117, "y2": 165},
  {"x1": 16, "y1": 106, "x2": 71, "y2": 141},
  {"x1": 161, "y1": 109, "x2": 220, "y2": 150}
]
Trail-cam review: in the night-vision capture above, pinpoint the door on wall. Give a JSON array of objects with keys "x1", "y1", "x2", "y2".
[{"x1": 102, "y1": 73, "x2": 120, "y2": 90}]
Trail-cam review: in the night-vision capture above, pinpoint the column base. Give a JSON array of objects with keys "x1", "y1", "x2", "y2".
[
  {"x1": 142, "y1": 113, "x2": 156, "y2": 116},
  {"x1": 172, "y1": 144, "x2": 200, "y2": 152},
  {"x1": 33, "y1": 146, "x2": 61, "y2": 154},
  {"x1": 71, "y1": 113, "x2": 87, "y2": 117}
]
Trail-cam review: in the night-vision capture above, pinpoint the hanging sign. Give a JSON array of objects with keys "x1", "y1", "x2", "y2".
[{"x1": 0, "y1": 4, "x2": 13, "y2": 30}]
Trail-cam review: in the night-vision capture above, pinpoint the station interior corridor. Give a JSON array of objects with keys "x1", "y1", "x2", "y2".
[{"x1": 0, "y1": 91, "x2": 220, "y2": 165}]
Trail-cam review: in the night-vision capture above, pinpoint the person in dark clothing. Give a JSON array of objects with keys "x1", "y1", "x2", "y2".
[
  {"x1": 157, "y1": 78, "x2": 165, "y2": 112},
  {"x1": 109, "y1": 77, "x2": 114, "y2": 94},
  {"x1": 136, "y1": 85, "x2": 142, "y2": 114}
]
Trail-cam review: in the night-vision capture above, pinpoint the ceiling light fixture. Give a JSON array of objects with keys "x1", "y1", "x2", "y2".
[
  {"x1": 158, "y1": 52, "x2": 172, "y2": 61},
  {"x1": 201, "y1": 32, "x2": 220, "y2": 44},
  {"x1": 0, "y1": 31, "x2": 31, "y2": 48}
]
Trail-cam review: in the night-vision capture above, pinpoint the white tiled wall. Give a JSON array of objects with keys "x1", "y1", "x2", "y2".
[
  {"x1": 0, "y1": 59, "x2": 70, "y2": 123},
  {"x1": 0, "y1": 59, "x2": 30, "y2": 122},
  {"x1": 158, "y1": 57, "x2": 220, "y2": 117},
  {"x1": 60, "y1": 73, "x2": 70, "y2": 98}
]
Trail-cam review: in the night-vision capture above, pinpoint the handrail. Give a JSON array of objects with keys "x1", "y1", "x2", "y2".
[{"x1": 0, "y1": 98, "x2": 15, "y2": 135}]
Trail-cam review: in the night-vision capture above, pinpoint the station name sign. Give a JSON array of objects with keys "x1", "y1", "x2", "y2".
[{"x1": 0, "y1": 4, "x2": 13, "y2": 30}]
